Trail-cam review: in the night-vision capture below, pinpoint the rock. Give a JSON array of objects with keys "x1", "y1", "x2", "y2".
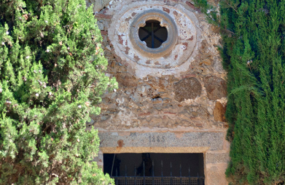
[
  {"x1": 174, "y1": 77, "x2": 202, "y2": 102},
  {"x1": 100, "y1": 114, "x2": 111, "y2": 121},
  {"x1": 149, "y1": 117, "x2": 164, "y2": 127},
  {"x1": 204, "y1": 76, "x2": 227, "y2": 100},
  {"x1": 213, "y1": 101, "x2": 226, "y2": 122},
  {"x1": 184, "y1": 106, "x2": 210, "y2": 119},
  {"x1": 116, "y1": 74, "x2": 138, "y2": 87},
  {"x1": 87, "y1": 0, "x2": 112, "y2": 12},
  {"x1": 199, "y1": 58, "x2": 212, "y2": 66},
  {"x1": 213, "y1": 58, "x2": 224, "y2": 72},
  {"x1": 97, "y1": 21, "x2": 105, "y2": 30}
]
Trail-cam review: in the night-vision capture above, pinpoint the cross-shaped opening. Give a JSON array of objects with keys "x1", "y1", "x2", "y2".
[{"x1": 139, "y1": 20, "x2": 168, "y2": 49}]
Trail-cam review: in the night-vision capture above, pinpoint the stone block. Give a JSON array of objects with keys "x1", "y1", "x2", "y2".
[
  {"x1": 174, "y1": 77, "x2": 202, "y2": 102},
  {"x1": 184, "y1": 105, "x2": 210, "y2": 119},
  {"x1": 204, "y1": 76, "x2": 227, "y2": 100},
  {"x1": 99, "y1": 132, "x2": 225, "y2": 151},
  {"x1": 115, "y1": 73, "x2": 138, "y2": 87},
  {"x1": 206, "y1": 163, "x2": 228, "y2": 185},
  {"x1": 213, "y1": 101, "x2": 226, "y2": 122},
  {"x1": 206, "y1": 152, "x2": 230, "y2": 164}
]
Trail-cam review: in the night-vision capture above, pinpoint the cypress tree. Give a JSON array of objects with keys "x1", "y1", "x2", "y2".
[
  {"x1": 194, "y1": 0, "x2": 285, "y2": 184},
  {"x1": 0, "y1": 0, "x2": 117, "y2": 184}
]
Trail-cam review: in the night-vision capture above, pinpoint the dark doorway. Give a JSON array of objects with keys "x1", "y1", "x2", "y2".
[
  {"x1": 139, "y1": 20, "x2": 168, "y2": 48},
  {"x1": 104, "y1": 153, "x2": 204, "y2": 185}
]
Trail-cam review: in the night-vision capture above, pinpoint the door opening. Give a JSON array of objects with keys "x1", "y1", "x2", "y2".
[{"x1": 104, "y1": 153, "x2": 204, "y2": 185}]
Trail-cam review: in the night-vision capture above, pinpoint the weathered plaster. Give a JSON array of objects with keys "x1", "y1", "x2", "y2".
[
  {"x1": 108, "y1": 1, "x2": 201, "y2": 77},
  {"x1": 89, "y1": 0, "x2": 229, "y2": 140},
  {"x1": 89, "y1": 0, "x2": 230, "y2": 184},
  {"x1": 205, "y1": 163, "x2": 228, "y2": 185}
]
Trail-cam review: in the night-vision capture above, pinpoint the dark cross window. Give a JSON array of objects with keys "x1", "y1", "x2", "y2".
[{"x1": 139, "y1": 20, "x2": 168, "y2": 48}]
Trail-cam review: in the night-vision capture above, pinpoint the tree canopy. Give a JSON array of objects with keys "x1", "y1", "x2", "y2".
[
  {"x1": 194, "y1": 0, "x2": 285, "y2": 184},
  {"x1": 0, "y1": 0, "x2": 117, "y2": 184}
]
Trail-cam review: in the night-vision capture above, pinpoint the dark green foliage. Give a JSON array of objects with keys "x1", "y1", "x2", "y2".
[
  {"x1": 0, "y1": 0, "x2": 117, "y2": 184},
  {"x1": 194, "y1": 0, "x2": 285, "y2": 184}
]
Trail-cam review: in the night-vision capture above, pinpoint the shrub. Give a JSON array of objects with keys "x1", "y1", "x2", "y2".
[
  {"x1": 0, "y1": 0, "x2": 117, "y2": 184},
  {"x1": 194, "y1": 0, "x2": 285, "y2": 184}
]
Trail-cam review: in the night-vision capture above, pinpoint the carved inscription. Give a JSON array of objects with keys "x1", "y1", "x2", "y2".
[{"x1": 149, "y1": 134, "x2": 165, "y2": 144}]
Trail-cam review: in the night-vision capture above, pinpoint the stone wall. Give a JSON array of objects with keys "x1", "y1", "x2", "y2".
[{"x1": 87, "y1": 0, "x2": 229, "y2": 184}]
